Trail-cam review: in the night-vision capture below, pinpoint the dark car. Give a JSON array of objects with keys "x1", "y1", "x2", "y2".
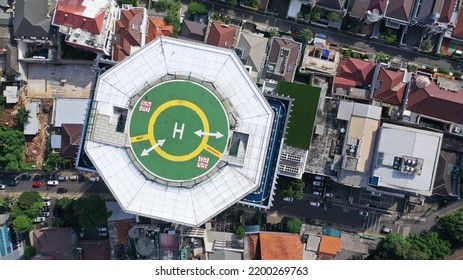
[
  {"x1": 46, "y1": 174, "x2": 57, "y2": 181},
  {"x1": 42, "y1": 206, "x2": 50, "y2": 212},
  {"x1": 20, "y1": 173, "x2": 31, "y2": 180},
  {"x1": 7, "y1": 180, "x2": 19, "y2": 187},
  {"x1": 33, "y1": 174, "x2": 42, "y2": 181},
  {"x1": 57, "y1": 187, "x2": 68, "y2": 194}
]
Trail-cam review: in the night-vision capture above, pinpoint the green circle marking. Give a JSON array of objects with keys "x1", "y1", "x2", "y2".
[{"x1": 129, "y1": 80, "x2": 229, "y2": 182}]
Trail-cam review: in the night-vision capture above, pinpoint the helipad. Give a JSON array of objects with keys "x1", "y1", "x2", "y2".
[
  {"x1": 129, "y1": 81, "x2": 229, "y2": 182},
  {"x1": 84, "y1": 37, "x2": 274, "y2": 226}
]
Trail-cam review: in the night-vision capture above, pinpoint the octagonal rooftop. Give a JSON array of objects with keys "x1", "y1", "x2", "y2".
[{"x1": 84, "y1": 37, "x2": 274, "y2": 226}]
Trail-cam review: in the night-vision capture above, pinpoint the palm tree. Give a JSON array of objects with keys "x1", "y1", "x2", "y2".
[{"x1": 16, "y1": 106, "x2": 31, "y2": 128}]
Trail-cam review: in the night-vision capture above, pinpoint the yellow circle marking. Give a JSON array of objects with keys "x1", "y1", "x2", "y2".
[{"x1": 147, "y1": 100, "x2": 209, "y2": 162}]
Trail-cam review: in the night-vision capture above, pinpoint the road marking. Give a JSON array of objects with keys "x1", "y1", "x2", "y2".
[
  {"x1": 172, "y1": 122, "x2": 185, "y2": 139},
  {"x1": 130, "y1": 134, "x2": 150, "y2": 143},
  {"x1": 141, "y1": 139, "x2": 166, "y2": 156},
  {"x1": 194, "y1": 130, "x2": 224, "y2": 139}
]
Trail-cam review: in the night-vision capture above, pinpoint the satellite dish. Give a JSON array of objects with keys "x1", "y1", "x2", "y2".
[
  {"x1": 415, "y1": 76, "x2": 431, "y2": 88},
  {"x1": 136, "y1": 237, "x2": 155, "y2": 256},
  {"x1": 128, "y1": 227, "x2": 140, "y2": 239}
]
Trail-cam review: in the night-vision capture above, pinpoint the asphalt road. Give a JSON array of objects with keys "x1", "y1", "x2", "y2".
[{"x1": 184, "y1": 0, "x2": 463, "y2": 71}]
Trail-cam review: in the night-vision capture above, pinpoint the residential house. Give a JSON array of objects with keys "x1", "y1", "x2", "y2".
[
  {"x1": 53, "y1": 98, "x2": 89, "y2": 129},
  {"x1": 235, "y1": 32, "x2": 268, "y2": 81},
  {"x1": 247, "y1": 232, "x2": 303, "y2": 260},
  {"x1": 24, "y1": 100, "x2": 40, "y2": 135},
  {"x1": 264, "y1": 36, "x2": 302, "y2": 82},
  {"x1": 147, "y1": 18, "x2": 173, "y2": 43},
  {"x1": 112, "y1": 7, "x2": 147, "y2": 62},
  {"x1": 13, "y1": 0, "x2": 55, "y2": 45},
  {"x1": 206, "y1": 22, "x2": 239, "y2": 49},
  {"x1": 333, "y1": 57, "x2": 376, "y2": 100},
  {"x1": 61, "y1": 123, "x2": 83, "y2": 158},
  {"x1": 32, "y1": 227, "x2": 74, "y2": 260},
  {"x1": 300, "y1": 34, "x2": 341, "y2": 76},
  {"x1": 406, "y1": 75, "x2": 463, "y2": 127},
  {"x1": 80, "y1": 240, "x2": 111, "y2": 260},
  {"x1": 178, "y1": 20, "x2": 207, "y2": 42},
  {"x1": 314, "y1": 0, "x2": 347, "y2": 29},
  {"x1": 384, "y1": 0, "x2": 415, "y2": 27},
  {"x1": 319, "y1": 235, "x2": 342, "y2": 260},
  {"x1": 52, "y1": 0, "x2": 119, "y2": 55},
  {"x1": 364, "y1": 0, "x2": 388, "y2": 24},
  {"x1": 0, "y1": 0, "x2": 12, "y2": 26},
  {"x1": 425, "y1": 0, "x2": 459, "y2": 55},
  {"x1": 373, "y1": 66, "x2": 408, "y2": 106}
]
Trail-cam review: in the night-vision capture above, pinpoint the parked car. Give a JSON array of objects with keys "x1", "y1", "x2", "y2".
[
  {"x1": 312, "y1": 191, "x2": 322, "y2": 196},
  {"x1": 282, "y1": 197, "x2": 294, "y2": 202},
  {"x1": 7, "y1": 180, "x2": 18, "y2": 187},
  {"x1": 42, "y1": 206, "x2": 50, "y2": 212},
  {"x1": 309, "y1": 201, "x2": 321, "y2": 207},
  {"x1": 33, "y1": 217, "x2": 46, "y2": 223},
  {"x1": 40, "y1": 212, "x2": 50, "y2": 217},
  {"x1": 57, "y1": 176, "x2": 68, "y2": 182},
  {"x1": 47, "y1": 180, "x2": 59, "y2": 186},
  {"x1": 0, "y1": 184, "x2": 5, "y2": 190},
  {"x1": 325, "y1": 192, "x2": 334, "y2": 198},
  {"x1": 313, "y1": 181, "x2": 323, "y2": 187},
  {"x1": 32, "y1": 174, "x2": 42, "y2": 181},
  {"x1": 46, "y1": 174, "x2": 57, "y2": 180},
  {"x1": 359, "y1": 211, "x2": 369, "y2": 217},
  {"x1": 32, "y1": 181, "x2": 42, "y2": 188},
  {"x1": 43, "y1": 201, "x2": 51, "y2": 207},
  {"x1": 314, "y1": 175, "x2": 324, "y2": 181},
  {"x1": 69, "y1": 175, "x2": 79, "y2": 181},
  {"x1": 371, "y1": 191, "x2": 382, "y2": 197},
  {"x1": 57, "y1": 187, "x2": 68, "y2": 194},
  {"x1": 20, "y1": 173, "x2": 31, "y2": 180},
  {"x1": 381, "y1": 226, "x2": 392, "y2": 234}
]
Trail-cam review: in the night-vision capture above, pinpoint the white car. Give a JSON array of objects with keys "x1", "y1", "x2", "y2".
[
  {"x1": 309, "y1": 201, "x2": 321, "y2": 207},
  {"x1": 282, "y1": 197, "x2": 294, "y2": 202},
  {"x1": 312, "y1": 191, "x2": 322, "y2": 196},
  {"x1": 47, "y1": 180, "x2": 58, "y2": 186},
  {"x1": 33, "y1": 217, "x2": 46, "y2": 223},
  {"x1": 43, "y1": 201, "x2": 51, "y2": 207},
  {"x1": 0, "y1": 184, "x2": 5, "y2": 190},
  {"x1": 371, "y1": 191, "x2": 382, "y2": 197},
  {"x1": 359, "y1": 211, "x2": 369, "y2": 217},
  {"x1": 325, "y1": 192, "x2": 334, "y2": 198}
]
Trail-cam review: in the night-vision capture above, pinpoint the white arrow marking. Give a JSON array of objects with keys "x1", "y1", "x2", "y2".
[
  {"x1": 194, "y1": 130, "x2": 224, "y2": 139},
  {"x1": 141, "y1": 139, "x2": 166, "y2": 156}
]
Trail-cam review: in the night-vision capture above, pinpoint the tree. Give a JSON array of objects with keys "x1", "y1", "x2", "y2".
[
  {"x1": 17, "y1": 191, "x2": 43, "y2": 210},
  {"x1": 376, "y1": 52, "x2": 391, "y2": 63},
  {"x1": 12, "y1": 215, "x2": 34, "y2": 233},
  {"x1": 0, "y1": 95, "x2": 5, "y2": 105},
  {"x1": 0, "y1": 129, "x2": 26, "y2": 171},
  {"x1": 15, "y1": 106, "x2": 31, "y2": 128},
  {"x1": 438, "y1": 209, "x2": 463, "y2": 245},
  {"x1": 380, "y1": 28, "x2": 398, "y2": 43},
  {"x1": 377, "y1": 233, "x2": 410, "y2": 259},
  {"x1": 24, "y1": 246, "x2": 37, "y2": 260},
  {"x1": 407, "y1": 231, "x2": 450, "y2": 260},
  {"x1": 116, "y1": 0, "x2": 137, "y2": 6},
  {"x1": 188, "y1": 2, "x2": 208, "y2": 15},
  {"x1": 310, "y1": 6, "x2": 323, "y2": 22},
  {"x1": 152, "y1": 0, "x2": 170, "y2": 12},
  {"x1": 286, "y1": 218, "x2": 303, "y2": 234},
  {"x1": 235, "y1": 225, "x2": 245, "y2": 239},
  {"x1": 420, "y1": 39, "x2": 433, "y2": 52},
  {"x1": 269, "y1": 27, "x2": 280, "y2": 38},
  {"x1": 327, "y1": 12, "x2": 340, "y2": 22},
  {"x1": 44, "y1": 152, "x2": 70, "y2": 172},
  {"x1": 278, "y1": 179, "x2": 305, "y2": 200},
  {"x1": 73, "y1": 195, "x2": 112, "y2": 228},
  {"x1": 299, "y1": 28, "x2": 313, "y2": 44},
  {"x1": 225, "y1": 0, "x2": 238, "y2": 7},
  {"x1": 243, "y1": 0, "x2": 259, "y2": 8}
]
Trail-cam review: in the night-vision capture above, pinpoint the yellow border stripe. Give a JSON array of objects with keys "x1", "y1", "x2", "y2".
[
  {"x1": 206, "y1": 145, "x2": 222, "y2": 158},
  {"x1": 130, "y1": 134, "x2": 150, "y2": 143}
]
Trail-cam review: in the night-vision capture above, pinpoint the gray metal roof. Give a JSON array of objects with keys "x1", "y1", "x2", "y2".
[
  {"x1": 24, "y1": 100, "x2": 40, "y2": 135},
  {"x1": 13, "y1": 0, "x2": 53, "y2": 39},
  {"x1": 54, "y1": 98, "x2": 89, "y2": 127}
]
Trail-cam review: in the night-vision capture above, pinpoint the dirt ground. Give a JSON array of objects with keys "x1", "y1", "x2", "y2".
[{"x1": 1, "y1": 85, "x2": 52, "y2": 168}]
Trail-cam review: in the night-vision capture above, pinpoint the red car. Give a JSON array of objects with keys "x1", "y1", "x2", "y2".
[{"x1": 32, "y1": 181, "x2": 42, "y2": 188}]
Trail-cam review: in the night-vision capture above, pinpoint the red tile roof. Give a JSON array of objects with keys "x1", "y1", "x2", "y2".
[
  {"x1": 336, "y1": 58, "x2": 375, "y2": 87},
  {"x1": 54, "y1": 0, "x2": 105, "y2": 34},
  {"x1": 319, "y1": 236, "x2": 341, "y2": 258},
  {"x1": 407, "y1": 78, "x2": 463, "y2": 124},
  {"x1": 206, "y1": 22, "x2": 237, "y2": 48},
  {"x1": 453, "y1": 11, "x2": 463, "y2": 39},
  {"x1": 334, "y1": 76, "x2": 357, "y2": 89},
  {"x1": 374, "y1": 67, "x2": 407, "y2": 105},
  {"x1": 113, "y1": 9, "x2": 143, "y2": 62},
  {"x1": 80, "y1": 240, "x2": 111, "y2": 260},
  {"x1": 147, "y1": 18, "x2": 173, "y2": 42},
  {"x1": 32, "y1": 227, "x2": 74, "y2": 260},
  {"x1": 368, "y1": 0, "x2": 388, "y2": 14},
  {"x1": 385, "y1": 0, "x2": 414, "y2": 22},
  {"x1": 439, "y1": 0, "x2": 456, "y2": 23},
  {"x1": 61, "y1": 123, "x2": 83, "y2": 157},
  {"x1": 258, "y1": 233, "x2": 303, "y2": 260}
]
